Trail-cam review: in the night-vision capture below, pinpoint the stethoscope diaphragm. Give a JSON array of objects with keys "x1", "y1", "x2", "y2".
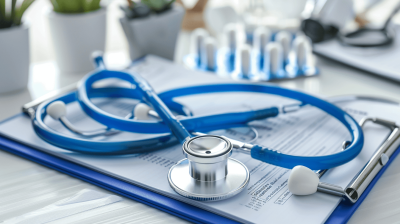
[{"x1": 168, "y1": 135, "x2": 250, "y2": 201}]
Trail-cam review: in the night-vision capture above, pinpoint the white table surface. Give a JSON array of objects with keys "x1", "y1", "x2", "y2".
[{"x1": 2, "y1": 1, "x2": 400, "y2": 223}]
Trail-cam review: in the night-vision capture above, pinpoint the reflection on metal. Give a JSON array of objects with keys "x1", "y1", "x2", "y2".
[
  {"x1": 317, "y1": 182, "x2": 345, "y2": 197},
  {"x1": 168, "y1": 135, "x2": 250, "y2": 201},
  {"x1": 344, "y1": 117, "x2": 400, "y2": 203}
]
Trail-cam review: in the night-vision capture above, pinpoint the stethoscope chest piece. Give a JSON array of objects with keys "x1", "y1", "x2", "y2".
[{"x1": 168, "y1": 135, "x2": 250, "y2": 201}]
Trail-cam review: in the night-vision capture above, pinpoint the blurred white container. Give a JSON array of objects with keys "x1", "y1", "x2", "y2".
[
  {"x1": 119, "y1": 5, "x2": 184, "y2": 61},
  {"x1": 0, "y1": 25, "x2": 30, "y2": 94},
  {"x1": 47, "y1": 8, "x2": 106, "y2": 73}
]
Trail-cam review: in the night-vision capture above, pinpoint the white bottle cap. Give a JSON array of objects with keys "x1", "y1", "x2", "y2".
[
  {"x1": 293, "y1": 36, "x2": 308, "y2": 68},
  {"x1": 134, "y1": 103, "x2": 152, "y2": 120},
  {"x1": 238, "y1": 44, "x2": 252, "y2": 75},
  {"x1": 288, "y1": 166, "x2": 319, "y2": 195},
  {"x1": 253, "y1": 27, "x2": 271, "y2": 53},
  {"x1": 202, "y1": 37, "x2": 217, "y2": 70},
  {"x1": 47, "y1": 101, "x2": 67, "y2": 120},
  {"x1": 191, "y1": 28, "x2": 209, "y2": 57},
  {"x1": 264, "y1": 42, "x2": 283, "y2": 74},
  {"x1": 275, "y1": 31, "x2": 292, "y2": 60},
  {"x1": 223, "y1": 23, "x2": 237, "y2": 52}
]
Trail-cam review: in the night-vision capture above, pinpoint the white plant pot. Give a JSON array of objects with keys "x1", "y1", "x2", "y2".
[
  {"x1": 120, "y1": 5, "x2": 185, "y2": 61},
  {"x1": 47, "y1": 8, "x2": 106, "y2": 73},
  {"x1": 0, "y1": 25, "x2": 30, "y2": 94}
]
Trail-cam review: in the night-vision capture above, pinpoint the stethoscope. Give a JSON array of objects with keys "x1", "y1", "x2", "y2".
[
  {"x1": 302, "y1": 0, "x2": 400, "y2": 47},
  {"x1": 32, "y1": 54, "x2": 364, "y2": 201}
]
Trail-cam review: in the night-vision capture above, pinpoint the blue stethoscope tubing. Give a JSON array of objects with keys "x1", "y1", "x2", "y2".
[{"x1": 33, "y1": 55, "x2": 364, "y2": 170}]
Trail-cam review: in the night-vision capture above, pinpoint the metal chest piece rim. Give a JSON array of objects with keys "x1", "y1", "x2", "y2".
[{"x1": 168, "y1": 135, "x2": 250, "y2": 201}]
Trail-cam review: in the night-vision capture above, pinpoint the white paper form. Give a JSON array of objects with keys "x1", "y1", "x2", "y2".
[{"x1": 0, "y1": 55, "x2": 399, "y2": 223}]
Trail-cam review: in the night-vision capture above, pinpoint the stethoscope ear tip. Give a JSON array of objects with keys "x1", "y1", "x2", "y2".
[
  {"x1": 288, "y1": 165, "x2": 319, "y2": 196},
  {"x1": 134, "y1": 103, "x2": 152, "y2": 120},
  {"x1": 46, "y1": 101, "x2": 67, "y2": 120},
  {"x1": 91, "y1": 51, "x2": 104, "y2": 60}
]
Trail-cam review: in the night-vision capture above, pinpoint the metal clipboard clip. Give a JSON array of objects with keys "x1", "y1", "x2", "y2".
[
  {"x1": 314, "y1": 117, "x2": 400, "y2": 202},
  {"x1": 343, "y1": 117, "x2": 400, "y2": 203}
]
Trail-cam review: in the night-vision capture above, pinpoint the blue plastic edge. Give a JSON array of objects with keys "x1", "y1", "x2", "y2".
[
  {"x1": 0, "y1": 134, "x2": 239, "y2": 224},
  {"x1": 2, "y1": 131, "x2": 399, "y2": 224}
]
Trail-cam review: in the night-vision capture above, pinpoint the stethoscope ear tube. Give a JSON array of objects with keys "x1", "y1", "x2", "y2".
[
  {"x1": 32, "y1": 55, "x2": 364, "y2": 170},
  {"x1": 32, "y1": 85, "x2": 279, "y2": 154},
  {"x1": 75, "y1": 64, "x2": 364, "y2": 170},
  {"x1": 32, "y1": 89, "x2": 180, "y2": 155},
  {"x1": 250, "y1": 140, "x2": 362, "y2": 170}
]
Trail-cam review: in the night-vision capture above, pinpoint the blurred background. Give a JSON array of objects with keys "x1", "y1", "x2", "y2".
[
  {"x1": 22, "y1": 0, "x2": 400, "y2": 63},
  {"x1": 1, "y1": 0, "x2": 399, "y2": 102}
]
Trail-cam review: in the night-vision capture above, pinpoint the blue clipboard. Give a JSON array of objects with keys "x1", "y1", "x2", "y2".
[
  {"x1": 0, "y1": 118, "x2": 235, "y2": 224},
  {"x1": 0, "y1": 115, "x2": 399, "y2": 224}
]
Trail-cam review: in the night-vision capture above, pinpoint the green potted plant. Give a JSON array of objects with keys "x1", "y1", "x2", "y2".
[
  {"x1": 47, "y1": 0, "x2": 106, "y2": 73},
  {"x1": 0, "y1": 0, "x2": 34, "y2": 94},
  {"x1": 120, "y1": 0, "x2": 184, "y2": 61}
]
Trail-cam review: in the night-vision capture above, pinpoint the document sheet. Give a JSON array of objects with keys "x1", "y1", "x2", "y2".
[{"x1": 0, "y1": 55, "x2": 399, "y2": 224}]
